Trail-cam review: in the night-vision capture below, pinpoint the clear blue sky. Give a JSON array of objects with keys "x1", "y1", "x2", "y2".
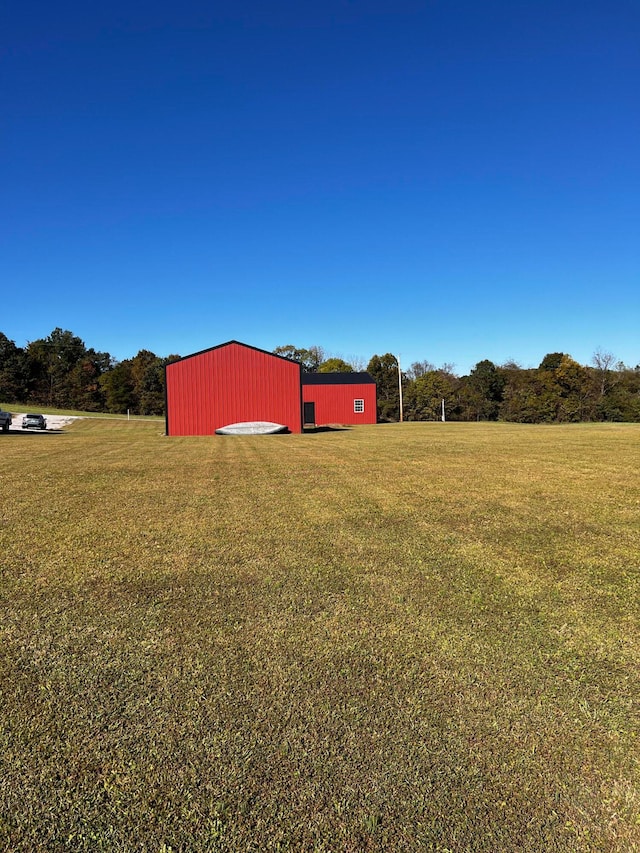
[{"x1": 3, "y1": 0, "x2": 639, "y2": 373}]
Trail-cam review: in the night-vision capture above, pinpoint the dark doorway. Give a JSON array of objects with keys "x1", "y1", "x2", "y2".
[{"x1": 303, "y1": 402, "x2": 315, "y2": 425}]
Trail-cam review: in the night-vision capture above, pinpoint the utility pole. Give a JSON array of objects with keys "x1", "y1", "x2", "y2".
[
  {"x1": 441, "y1": 398, "x2": 446, "y2": 422},
  {"x1": 397, "y1": 354, "x2": 404, "y2": 423}
]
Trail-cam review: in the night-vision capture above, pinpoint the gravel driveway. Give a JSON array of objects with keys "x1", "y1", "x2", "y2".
[{"x1": 11, "y1": 413, "x2": 80, "y2": 431}]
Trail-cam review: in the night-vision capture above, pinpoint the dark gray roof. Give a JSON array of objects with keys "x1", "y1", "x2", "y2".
[{"x1": 301, "y1": 371, "x2": 376, "y2": 385}]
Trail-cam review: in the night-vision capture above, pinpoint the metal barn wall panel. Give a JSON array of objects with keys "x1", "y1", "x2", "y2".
[
  {"x1": 166, "y1": 342, "x2": 303, "y2": 435},
  {"x1": 302, "y1": 382, "x2": 377, "y2": 426}
]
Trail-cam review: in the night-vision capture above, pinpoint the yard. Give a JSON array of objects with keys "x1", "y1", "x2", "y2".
[{"x1": 1, "y1": 419, "x2": 638, "y2": 851}]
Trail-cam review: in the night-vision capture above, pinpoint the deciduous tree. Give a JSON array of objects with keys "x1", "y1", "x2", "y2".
[
  {"x1": 462, "y1": 359, "x2": 504, "y2": 420},
  {"x1": 26, "y1": 328, "x2": 88, "y2": 407},
  {"x1": 409, "y1": 370, "x2": 457, "y2": 420},
  {"x1": 318, "y1": 357, "x2": 354, "y2": 373},
  {"x1": 591, "y1": 349, "x2": 617, "y2": 398},
  {"x1": 367, "y1": 353, "x2": 400, "y2": 421},
  {"x1": 0, "y1": 333, "x2": 27, "y2": 402},
  {"x1": 273, "y1": 344, "x2": 325, "y2": 372}
]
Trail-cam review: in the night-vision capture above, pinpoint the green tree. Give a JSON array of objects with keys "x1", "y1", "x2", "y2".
[
  {"x1": 539, "y1": 352, "x2": 567, "y2": 372},
  {"x1": 273, "y1": 345, "x2": 324, "y2": 372},
  {"x1": 25, "y1": 328, "x2": 87, "y2": 407},
  {"x1": 318, "y1": 357, "x2": 354, "y2": 373},
  {"x1": 128, "y1": 350, "x2": 167, "y2": 415},
  {"x1": 0, "y1": 333, "x2": 28, "y2": 403},
  {"x1": 596, "y1": 364, "x2": 640, "y2": 421},
  {"x1": 408, "y1": 370, "x2": 456, "y2": 420},
  {"x1": 66, "y1": 348, "x2": 112, "y2": 411},
  {"x1": 461, "y1": 360, "x2": 505, "y2": 420},
  {"x1": 554, "y1": 355, "x2": 594, "y2": 422},
  {"x1": 367, "y1": 354, "x2": 400, "y2": 421},
  {"x1": 500, "y1": 369, "x2": 556, "y2": 423},
  {"x1": 100, "y1": 361, "x2": 134, "y2": 413}
]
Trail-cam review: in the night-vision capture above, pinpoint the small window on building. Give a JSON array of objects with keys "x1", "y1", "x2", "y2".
[{"x1": 354, "y1": 399, "x2": 365, "y2": 413}]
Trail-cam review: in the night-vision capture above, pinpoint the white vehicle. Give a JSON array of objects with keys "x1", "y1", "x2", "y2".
[{"x1": 22, "y1": 413, "x2": 47, "y2": 430}]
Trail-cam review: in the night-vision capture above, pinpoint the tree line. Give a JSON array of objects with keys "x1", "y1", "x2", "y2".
[
  {"x1": 276, "y1": 344, "x2": 640, "y2": 423},
  {"x1": 0, "y1": 329, "x2": 179, "y2": 415},
  {"x1": 1, "y1": 330, "x2": 638, "y2": 422}
]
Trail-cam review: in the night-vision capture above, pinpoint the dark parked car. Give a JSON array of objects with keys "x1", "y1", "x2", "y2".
[{"x1": 22, "y1": 414, "x2": 47, "y2": 430}]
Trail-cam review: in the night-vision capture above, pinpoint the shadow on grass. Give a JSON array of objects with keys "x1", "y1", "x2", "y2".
[
  {"x1": 3, "y1": 428, "x2": 67, "y2": 437},
  {"x1": 303, "y1": 425, "x2": 352, "y2": 433}
]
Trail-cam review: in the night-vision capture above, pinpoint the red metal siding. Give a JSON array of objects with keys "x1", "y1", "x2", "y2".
[
  {"x1": 166, "y1": 342, "x2": 302, "y2": 435},
  {"x1": 302, "y1": 383, "x2": 377, "y2": 426}
]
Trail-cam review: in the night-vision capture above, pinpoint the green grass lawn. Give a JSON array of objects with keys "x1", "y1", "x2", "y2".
[{"x1": 1, "y1": 420, "x2": 638, "y2": 851}]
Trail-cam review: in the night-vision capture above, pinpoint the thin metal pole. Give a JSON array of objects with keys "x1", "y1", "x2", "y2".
[{"x1": 398, "y1": 355, "x2": 403, "y2": 422}]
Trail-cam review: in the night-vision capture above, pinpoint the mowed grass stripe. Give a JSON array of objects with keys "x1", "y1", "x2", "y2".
[{"x1": 1, "y1": 420, "x2": 638, "y2": 851}]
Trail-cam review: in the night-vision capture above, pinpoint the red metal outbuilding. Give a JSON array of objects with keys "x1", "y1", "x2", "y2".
[
  {"x1": 165, "y1": 341, "x2": 303, "y2": 435},
  {"x1": 301, "y1": 373, "x2": 377, "y2": 427},
  {"x1": 165, "y1": 340, "x2": 378, "y2": 435}
]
